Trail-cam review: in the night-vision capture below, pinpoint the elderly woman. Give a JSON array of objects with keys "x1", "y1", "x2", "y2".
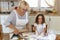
[{"x1": 4, "y1": 1, "x2": 30, "y2": 39}]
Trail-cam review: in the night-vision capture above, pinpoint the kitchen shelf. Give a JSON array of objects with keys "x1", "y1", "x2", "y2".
[{"x1": 0, "y1": 12, "x2": 10, "y2": 14}]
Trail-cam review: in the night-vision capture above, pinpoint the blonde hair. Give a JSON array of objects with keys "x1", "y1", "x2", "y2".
[
  {"x1": 18, "y1": 0, "x2": 30, "y2": 11},
  {"x1": 18, "y1": 0, "x2": 29, "y2": 7}
]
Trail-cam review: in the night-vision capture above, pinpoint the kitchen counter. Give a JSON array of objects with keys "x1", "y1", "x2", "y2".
[{"x1": 0, "y1": 13, "x2": 60, "y2": 16}]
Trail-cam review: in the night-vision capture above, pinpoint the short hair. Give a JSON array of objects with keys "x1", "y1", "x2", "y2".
[
  {"x1": 18, "y1": 1, "x2": 29, "y2": 11},
  {"x1": 19, "y1": 1, "x2": 29, "y2": 6},
  {"x1": 22, "y1": 1, "x2": 28, "y2": 6},
  {"x1": 35, "y1": 14, "x2": 45, "y2": 24}
]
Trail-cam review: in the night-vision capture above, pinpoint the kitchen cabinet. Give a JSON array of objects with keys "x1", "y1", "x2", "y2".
[
  {"x1": 48, "y1": 16, "x2": 60, "y2": 34},
  {"x1": 0, "y1": 15, "x2": 10, "y2": 33}
]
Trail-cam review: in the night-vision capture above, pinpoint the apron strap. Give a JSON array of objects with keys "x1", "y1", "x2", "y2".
[{"x1": 26, "y1": 12, "x2": 28, "y2": 20}]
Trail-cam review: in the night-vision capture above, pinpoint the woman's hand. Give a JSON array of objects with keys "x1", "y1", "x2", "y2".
[{"x1": 13, "y1": 29, "x2": 19, "y2": 34}]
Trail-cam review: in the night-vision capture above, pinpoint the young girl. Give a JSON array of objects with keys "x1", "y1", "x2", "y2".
[{"x1": 34, "y1": 14, "x2": 47, "y2": 36}]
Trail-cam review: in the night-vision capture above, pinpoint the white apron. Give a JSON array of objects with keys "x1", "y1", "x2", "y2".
[{"x1": 15, "y1": 11, "x2": 28, "y2": 30}]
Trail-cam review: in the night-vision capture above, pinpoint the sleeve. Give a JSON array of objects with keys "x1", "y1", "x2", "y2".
[{"x1": 4, "y1": 11, "x2": 15, "y2": 27}]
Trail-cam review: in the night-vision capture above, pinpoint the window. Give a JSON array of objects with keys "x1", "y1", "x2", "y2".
[
  {"x1": 40, "y1": 0, "x2": 55, "y2": 7},
  {"x1": 25, "y1": 0, "x2": 38, "y2": 7},
  {"x1": 25, "y1": 0, "x2": 55, "y2": 8}
]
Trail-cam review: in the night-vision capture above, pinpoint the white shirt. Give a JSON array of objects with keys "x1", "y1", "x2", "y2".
[{"x1": 34, "y1": 23, "x2": 46, "y2": 35}]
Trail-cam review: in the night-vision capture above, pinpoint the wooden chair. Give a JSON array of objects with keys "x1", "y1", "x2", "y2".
[
  {"x1": 31, "y1": 25, "x2": 35, "y2": 32},
  {"x1": 31, "y1": 24, "x2": 47, "y2": 33}
]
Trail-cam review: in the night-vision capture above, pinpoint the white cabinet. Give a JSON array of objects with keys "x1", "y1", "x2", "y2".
[
  {"x1": 49, "y1": 16, "x2": 60, "y2": 33},
  {"x1": 0, "y1": 15, "x2": 10, "y2": 33},
  {"x1": 45, "y1": 16, "x2": 60, "y2": 34},
  {"x1": 1, "y1": 15, "x2": 9, "y2": 24}
]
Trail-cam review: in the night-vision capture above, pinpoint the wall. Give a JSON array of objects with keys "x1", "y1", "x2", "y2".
[{"x1": 55, "y1": 0, "x2": 60, "y2": 14}]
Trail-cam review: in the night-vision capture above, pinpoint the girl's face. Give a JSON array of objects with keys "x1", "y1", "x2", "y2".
[{"x1": 38, "y1": 16, "x2": 43, "y2": 24}]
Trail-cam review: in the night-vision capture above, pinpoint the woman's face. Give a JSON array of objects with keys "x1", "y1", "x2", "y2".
[
  {"x1": 38, "y1": 16, "x2": 43, "y2": 24},
  {"x1": 21, "y1": 6, "x2": 28, "y2": 13},
  {"x1": 20, "y1": 2, "x2": 29, "y2": 13}
]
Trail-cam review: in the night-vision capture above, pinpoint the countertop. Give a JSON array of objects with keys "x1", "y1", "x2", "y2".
[{"x1": 0, "y1": 13, "x2": 60, "y2": 16}]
